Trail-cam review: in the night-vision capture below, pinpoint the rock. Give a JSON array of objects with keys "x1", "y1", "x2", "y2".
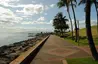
[
  {"x1": 0, "y1": 34, "x2": 47, "y2": 63},
  {"x1": 6, "y1": 53, "x2": 19, "y2": 60},
  {"x1": 0, "y1": 58, "x2": 10, "y2": 64}
]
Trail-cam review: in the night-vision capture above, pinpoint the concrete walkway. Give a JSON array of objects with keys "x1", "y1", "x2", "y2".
[{"x1": 30, "y1": 35, "x2": 90, "y2": 64}]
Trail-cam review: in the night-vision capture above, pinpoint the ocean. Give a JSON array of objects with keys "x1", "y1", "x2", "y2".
[{"x1": 0, "y1": 32, "x2": 34, "y2": 47}]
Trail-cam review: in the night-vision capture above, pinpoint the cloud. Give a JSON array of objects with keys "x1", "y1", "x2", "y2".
[
  {"x1": 0, "y1": 0, "x2": 19, "y2": 7},
  {"x1": 0, "y1": 0, "x2": 49, "y2": 15},
  {"x1": 50, "y1": 4, "x2": 55, "y2": 8},
  {"x1": 21, "y1": 17, "x2": 52, "y2": 25},
  {"x1": 37, "y1": 17, "x2": 45, "y2": 21},
  {"x1": 16, "y1": 4, "x2": 46, "y2": 15},
  {"x1": 49, "y1": 20, "x2": 53, "y2": 24},
  {"x1": 0, "y1": 7, "x2": 23, "y2": 25},
  {"x1": 44, "y1": 5, "x2": 49, "y2": 10},
  {"x1": 0, "y1": 0, "x2": 19, "y2": 3}
]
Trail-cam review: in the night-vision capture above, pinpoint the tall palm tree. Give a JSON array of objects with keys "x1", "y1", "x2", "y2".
[
  {"x1": 79, "y1": 0, "x2": 98, "y2": 60},
  {"x1": 77, "y1": 20, "x2": 80, "y2": 45},
  {"x1": 93, "y1": 0, "x2": 98, "y2": 33},
  {"x1": 79, "y1": 0, "x2": 98, "y2": 33},
  {"x1": 57, "y1": 0, "x2": 78, "y2": 42},
  {"x1": 70, "y1": 0, "x2": 78, "y2": 42},
  {"x1": 57, "y1": 0, "x2": 74, "y2": 39}
]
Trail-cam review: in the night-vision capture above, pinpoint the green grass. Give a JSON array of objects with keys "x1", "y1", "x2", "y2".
[
  {"x1": 64, "y1": 38, "x2": 88, "y2": 46},
  {"x1": 76, "y1": 25, "x2": 97, "y2": 36},
  {"x1": 66, "y1": 57, "x2": 98, "y2": 64},
  {"x1": 65, "y1": 25, "x2": 98, "y2": 46},
  {"x1": 64, "y1": 38, "x2": 79, "y2": 46}
]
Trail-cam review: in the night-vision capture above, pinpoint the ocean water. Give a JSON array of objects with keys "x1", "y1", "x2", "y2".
[{"x1": 0, "y1": 32, "x2": 34, "y2": 47}]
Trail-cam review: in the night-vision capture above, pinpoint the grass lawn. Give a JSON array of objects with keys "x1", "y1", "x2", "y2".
[
  {"x1": 66, "y1": 57, "x2": 98, "y2": 64},
  {"x1": 65, "y1": 25, "x2": 98, "y2": 46}
]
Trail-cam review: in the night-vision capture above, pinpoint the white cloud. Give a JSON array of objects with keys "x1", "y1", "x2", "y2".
[
  {"x1": 44, "y1": 5, "x2": 49, "y2": 10},
  {"x1": 0, "y1": 7, "x2": 23, "y2": 25},
  {"x1": 49, "y1": 20, "x2": 53, "y2": 24},
  {"x1": 0, "y1": 0, "x2": 49, "y2": 15},
  {"x1": 21, "y1": 20, "x2": 46, "y2": 25},
  {"x1": 21, "y1": 17, "x2": 52, "y2": 25},
  {"x1": 50, "y1": 4, "x2": 55, "y2": 8},
  {"x1": 37, "y1": 17, "x2": 45, "y2": 21},
  {"x1": 21, "y1": 21, "x2": 34, "y2": 24},
  {"x1": 0, "y1": 0, "x2": 19, "y2": 3},
  {"x1": 16, "y1": 4, "x2": 45, "y2": 15},
  {"x1": 21, "y1": 15, "x2": 28, "y2": 18},
  {"x1": 0, "y1": 0, "x2": 19, "y2": 7}
]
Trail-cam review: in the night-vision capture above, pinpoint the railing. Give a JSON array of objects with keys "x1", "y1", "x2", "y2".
[{"x1": 10, "y1": 35, "x2": 50, "y2": 64}]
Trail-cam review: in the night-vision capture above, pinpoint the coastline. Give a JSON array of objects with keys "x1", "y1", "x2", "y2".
[{"x1": 0, "y1": 34, "x2": 47, "y2": 64}]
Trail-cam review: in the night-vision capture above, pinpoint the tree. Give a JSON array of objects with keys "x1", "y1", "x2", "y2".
[
  {"x1": 79, "y1": 0, "x2": 98, "y2": 60},
  {"x1": 79, "y1": 0, "x2": 98, "y2": 33},
  {"x1": 57, "y1": 0, "x2": 78, "y2": 42},
  {"x1": 57, "y1": 0, "x2": 74, "y2": 39},
  {"x1": 77, "y1": 20, "x2": 80, "y2": 45},
  {"x1": 93, "y1": 0, "x2": 98, "y2": 33},
  {"x1": 70, "y1": 0, "x2": 78, "y2": 42},
  {"x1": 53, "y1": 12, "x2": 69, "y2": 36}
]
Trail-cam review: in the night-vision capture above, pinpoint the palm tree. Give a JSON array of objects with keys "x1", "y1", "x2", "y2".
[
  {"x1": 70, "y1": 0, "x2": 78, "y2": 42},
  {"x1": 77, "y1": 20, "x2": 80, "y2": 45},
  {"x1": 57, "y1": 0, "x2": 78, "y2": 42},
  {"x1": 93, "y1": 0, "x2": 98, "y2": 33},
  {"x1": 53, "y1": 12, "x2": 69, "y2": 36},
  {"x1": 57, "y1": 0, "x2": 74, "y2": 39},
  {"x1": 79, "y1": 0, "x2": 98, "y2": 33},
  {"x1": 79, "y1": 0, "x2": 98, "y2": 60}
]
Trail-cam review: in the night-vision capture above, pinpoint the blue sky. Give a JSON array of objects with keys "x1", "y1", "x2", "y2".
[{"x1": 0, "y1": 0, "x2": 97, "y2": 32}]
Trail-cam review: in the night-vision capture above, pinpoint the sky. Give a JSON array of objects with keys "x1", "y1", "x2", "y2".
[{"x1": 0, "y1": 0, "x2": 97, "y2": 33}]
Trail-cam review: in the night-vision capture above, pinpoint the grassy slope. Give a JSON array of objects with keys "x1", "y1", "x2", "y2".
[
  {"x1": 65, "y1": 25, "x2": 98, "y2": 46},
  {"x1": 78, "y1": 25, "x2": 97, "y2": 37},
  {"x1": 67, "y1": 57, "x2": 98, "y2": 64}
]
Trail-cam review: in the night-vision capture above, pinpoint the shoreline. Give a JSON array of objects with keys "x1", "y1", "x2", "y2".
[{"x1": 0, "y1": 35, "x2": 46, "y2": 64}]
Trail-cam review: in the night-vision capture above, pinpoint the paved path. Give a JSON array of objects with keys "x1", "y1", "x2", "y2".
[{"x1": 30, "y1": 35, "x2": 90, "y2": 64}]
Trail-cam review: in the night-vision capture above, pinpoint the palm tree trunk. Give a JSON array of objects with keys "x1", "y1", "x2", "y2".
[
  {"x1": 93, "y1": 0, "x2": 98, "y2": 34},
  {"x1": 67, "y1": 9, "x2": 74, "y2": 39},
  {"x1": 86, "y1": 0, "x2": 98, "y2": 60},
  {"x1": 70, "y1": 0, "x2": 78, "y2": 42},
  {"x1": 77, "y1": 20, "x2": 79, "y2": 45},
  {"x1": 96, "y1": 11, "x2": 98, "y2": 33}
]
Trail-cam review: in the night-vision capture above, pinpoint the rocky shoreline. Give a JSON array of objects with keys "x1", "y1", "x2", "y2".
[{"x1": 0, "y1": 33, "x2": 48, "y2": 64}]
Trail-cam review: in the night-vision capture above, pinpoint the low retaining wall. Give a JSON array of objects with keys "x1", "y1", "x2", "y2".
[{"x1": 10, "y1": 35, "x2": 50, "y2": 64}]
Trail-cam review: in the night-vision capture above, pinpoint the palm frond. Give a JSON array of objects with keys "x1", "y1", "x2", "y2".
[
  {"x1": 73, "y1": 0, "x2": 77, "y2": 4},
  {"x1": 57, "y1": 1, "x2": 65, "y2": 8},
  {"x1": 78, "y1": 0, "x2": 86, "y2": 6},
  {"x1": 96, "y1": 2, "x2": 98, "y2": 8},
  {"x1": 63, "y1": 16, "x2": 66, "y2": 18},
  {"x1": 65, "y1": 19, "x2": 69, "y2": 21},
  {"x1": 69, "y1": 3, "x2": 76, "y2": 8}
]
